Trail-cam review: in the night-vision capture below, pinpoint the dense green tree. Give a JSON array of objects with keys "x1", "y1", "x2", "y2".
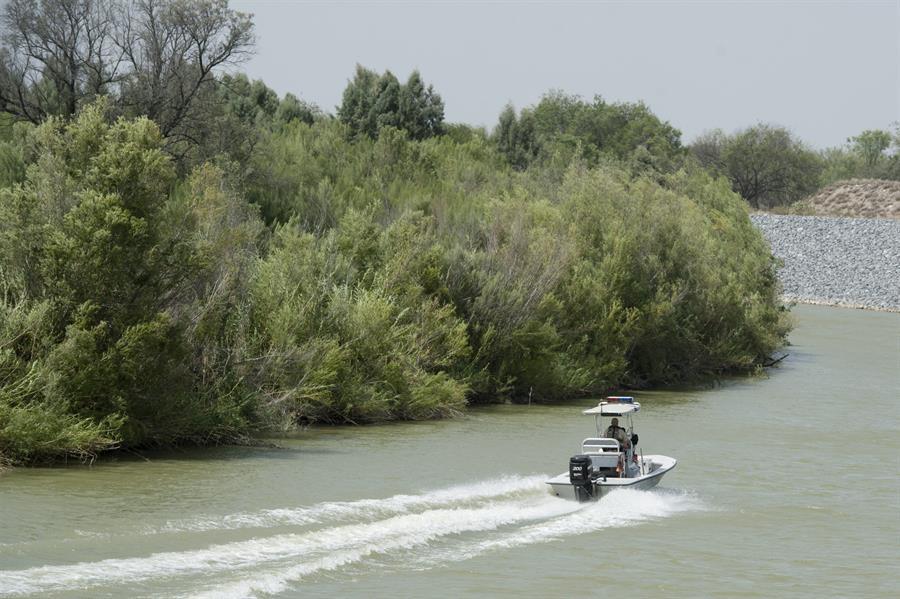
[
  {"x1": 0, "y1": 101, "x2": 262, "y2": 463},
  {"x1": 399, "y1": 71, "x2": 445, "y2": 140},
  {"x1": 494, "y1": 92, "x2": 684, "y2": 173},
  {"x1": 219, "y1": 74, "x2": 280, "y2": 126},
  {"x1": 337, "y1": 65, "x2": 380, "y2": 139},
  {"x1": 849, "y1": 129, "x2": 892, "y2": 167},
  {"x1": 691, "y1": 124, "x2": 823, "y2": 208},
  {"x1": 0, "y1": 114, "x2": 27, "y2": 187},
  {"x1": 276, "y1": 93, "x2": 323, "y2": 125},
  {"x1": 493, "y1": 104, "x2": 539, "y2": 170},
  {"x1": 372, "y1": 71, "x2": 402, "y2": 130},
  {"x1": 338, "y1": 65, "x2": 444, "y2": 141},
  {"x1": 688, "y1": 129, "x2": 727, "y2": 174},
  {"x1": 818, "y1": 124, "x2": 900, "y2": 185},
  {"x1": 209, "y1": 74, "x2": 325, "y2": 171}
]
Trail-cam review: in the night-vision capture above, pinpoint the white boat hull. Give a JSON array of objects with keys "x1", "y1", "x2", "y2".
[{"x1": 546, "y1": 455, "x2": 677, "y2": 501}]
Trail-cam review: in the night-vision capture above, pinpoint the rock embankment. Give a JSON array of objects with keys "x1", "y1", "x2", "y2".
[{"x1": 751, "y1": 214, "x2": 900, "y2": 311}]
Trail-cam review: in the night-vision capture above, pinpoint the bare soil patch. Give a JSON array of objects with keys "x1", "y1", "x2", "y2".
[{"x1": 799, "y1": 179, "x2": 900, "y2": 219}]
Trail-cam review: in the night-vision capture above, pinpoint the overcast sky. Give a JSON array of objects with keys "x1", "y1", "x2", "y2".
[{"x1": 231, "y1": 0, "x2": 899, "y2": 149}]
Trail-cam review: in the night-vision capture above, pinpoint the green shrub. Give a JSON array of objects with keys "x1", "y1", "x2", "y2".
[{"x1": 0, "y1": 93, "x2": 791, "y2": 463}]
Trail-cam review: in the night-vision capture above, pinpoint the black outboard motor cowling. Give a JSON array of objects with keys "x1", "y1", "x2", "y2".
[
  {"x1": 569, "y1": 454, "x2": 594, "y2": 501},
  {"x1": 569, "y1": 454, "x2": 593, "y2": 482}
]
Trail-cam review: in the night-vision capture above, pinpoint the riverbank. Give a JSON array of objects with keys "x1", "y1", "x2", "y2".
[{"x1": 751, "y1": 214, "x2": 900, "y2": 312}]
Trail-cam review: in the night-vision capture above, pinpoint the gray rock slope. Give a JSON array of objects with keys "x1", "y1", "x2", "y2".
[{"x1": 751, "y1": 214, "x2": 900, "y2": 311}]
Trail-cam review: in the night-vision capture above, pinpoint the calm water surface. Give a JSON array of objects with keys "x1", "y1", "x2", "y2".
[{"x1": 1, "y1": 305, "x2": 898, "y2": 598}]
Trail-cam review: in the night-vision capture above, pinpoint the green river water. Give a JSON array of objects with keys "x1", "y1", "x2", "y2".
[{"x1": 1, "y1": 304, "x2": 898, "y2": 598}]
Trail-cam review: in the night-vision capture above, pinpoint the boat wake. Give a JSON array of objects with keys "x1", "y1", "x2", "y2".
[
  {"x1": 0, "y1": 476, "x2": 703, "y2": 598},
  {"x1": 152, "y1": 474, "x2": 550, "y2": 534}
]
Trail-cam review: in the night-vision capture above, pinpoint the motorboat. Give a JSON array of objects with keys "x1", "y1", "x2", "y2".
[{"x1": 546, "y1": 396, "x2": 676, "y2": 501}]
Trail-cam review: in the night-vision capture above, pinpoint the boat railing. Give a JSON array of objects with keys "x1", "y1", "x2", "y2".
[{"x1": 581, "y1": 438, "x2": 621, "y2": 454}]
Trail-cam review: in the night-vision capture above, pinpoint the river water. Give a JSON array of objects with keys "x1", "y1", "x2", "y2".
[{"x1": 1, "y1": 305, "x2": 898, "y2": 598}]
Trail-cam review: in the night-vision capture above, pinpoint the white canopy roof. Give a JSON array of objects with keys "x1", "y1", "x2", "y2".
[{"x1": 582, "y1": 401, "x2": 641, "y2": 416}]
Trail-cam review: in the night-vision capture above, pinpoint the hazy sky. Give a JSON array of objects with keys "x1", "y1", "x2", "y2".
[{"x1": 231, "y1": 0, "x2": 899, "y2": 149}]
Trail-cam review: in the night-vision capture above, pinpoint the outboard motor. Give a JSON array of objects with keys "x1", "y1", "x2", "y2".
[{"x1": 569, "y1": 454, "x2": 594, "y2": 502}]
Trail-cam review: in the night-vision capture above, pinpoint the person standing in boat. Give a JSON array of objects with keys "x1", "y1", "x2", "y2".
[{"x1": 605, "y1": 418, "x2": 630, "y2": 449}]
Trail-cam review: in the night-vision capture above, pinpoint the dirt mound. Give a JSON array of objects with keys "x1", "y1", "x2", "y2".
[{"x1": 802, "y1": 179, "x2": 900, "y2": 219}]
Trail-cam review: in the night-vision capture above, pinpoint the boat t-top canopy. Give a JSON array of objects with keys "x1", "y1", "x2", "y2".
[{"x1": 582, "y1": 396, "x2": 641, "y2": 416}]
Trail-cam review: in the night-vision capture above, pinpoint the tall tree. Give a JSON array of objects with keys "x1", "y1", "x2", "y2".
[
  {"x1": 0, "y1": 0, "x2": 120, "y2": 120},
  {"x1": 0, "y1": 0, "x2": 254, "y2": 155},
  {"x1": 114, "y1": 0, "x2": 255, "y2": 153},
  {"x1": 493, "y1": 103, "x2": 538, "y2": 170},
  {"x1": 337, "y1": 64, "x2": 378, "y2": 139},
  {"x1": 849, "y1": 129, "x2": 892, "y2": 167},
  {"x1": 689, "y1": 129, "x2": 727, "y2": 174},
  {"x1": 372, "y1": 71, "x2": 401, "y2": 130},
  {"x1": 693, "y1": 124, "x2": 823, "y2": 208},
  {"x1": 399, "y1": 70, "x2": 444, "y2": 140},
  {"x1": 338, "y1": 65, "x2": 444, "y2": 140}
]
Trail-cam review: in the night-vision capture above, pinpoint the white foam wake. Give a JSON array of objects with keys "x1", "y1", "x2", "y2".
[
  {"x1": 191, "y1": 489, "x2": 704, "y2": 599},
  {"x1": 147, "y1": 474, "x2": 548, "y2": 534},
  {"x1": 416, "y1": 487, "x2": 704, "y2": 565},
  {"x1": 0, "y1": 475, "x2": 549, "y2": 559},
  {"x1": 0, "y1": 489, "x2": 569, "y2": 596},
  {"x1": 0, "y1": 480, "x2": 704, "y2": 598}
]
